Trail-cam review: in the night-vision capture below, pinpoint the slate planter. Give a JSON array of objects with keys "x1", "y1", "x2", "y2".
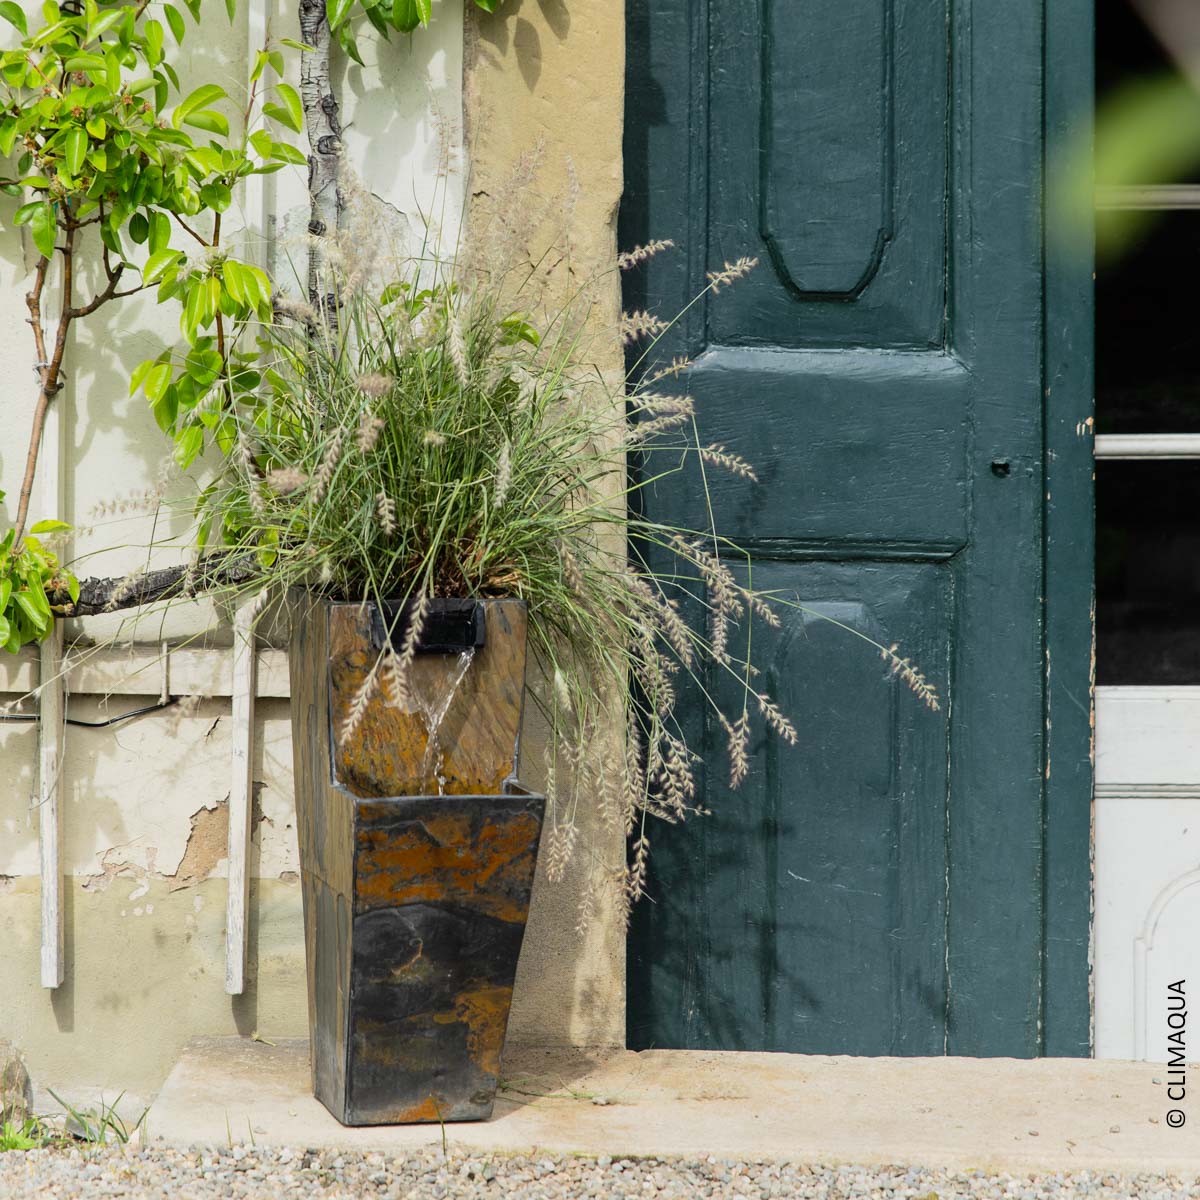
[{"x1": 288, "y1": 595, "x2": 543, "y2": 1125}]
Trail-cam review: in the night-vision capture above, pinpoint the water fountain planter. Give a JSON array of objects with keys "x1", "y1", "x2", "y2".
[{"x1": 288, "y1": 595, "x2": 544, "y2": 1126}]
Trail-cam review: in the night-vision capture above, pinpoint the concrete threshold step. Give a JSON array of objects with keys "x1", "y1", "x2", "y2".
[{"x1": 150, "y1": 1038, "x2": 1198, "y2": 1173}]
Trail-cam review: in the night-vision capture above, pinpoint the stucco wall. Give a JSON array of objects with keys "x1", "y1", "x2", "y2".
[
  {"x1": 463, "y1": 0, "x2": 627, "y2": 1051},
  {"x1": 0, "y1": 0, "x2": 625, "y2": 1102}
]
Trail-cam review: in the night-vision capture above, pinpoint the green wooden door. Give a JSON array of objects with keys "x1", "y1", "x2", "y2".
[{"x1": 621, "y1": 0, "x2": 1094, "y2": 1057}]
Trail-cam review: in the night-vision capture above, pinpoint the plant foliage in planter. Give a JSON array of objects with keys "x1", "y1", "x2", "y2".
[{"x1": 182, "y1": 205, "x2": 819, "y2": 901}]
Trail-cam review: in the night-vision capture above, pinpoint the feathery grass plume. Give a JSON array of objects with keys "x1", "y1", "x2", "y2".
[
  {"x1": 102, "y1": 569, "x2": 142, "y2": 613},
  {"x1": 626, "y1": 833, "x2": 651, "y2": 901},
  {"x1": 626, "y1": 571, "x2": 695, "y2": 669},
  {"x1": 700, "y1": 443, "x2": 759, "y2": 482},
  {"x1": 544, "y1": 820, "x2": 577, "y2": 885},
  {"x1": 648, "y1": 355, "x2": 693, "y2": 384},
  {"x1": 310, "y1": 426, "x2": 346, "y2": 505},
  {"x1": 757, "y1": 693, "x2": 798, "y2": 745},
  {"x1": 575, "y1": 868, "x2": 597, "y2": 934},
  {"x1": 266, "y1": 467, "x2": 309, "y2": 496},
  {"x1": 423, "y1": 430, "x2": 446, "y2": 447},
  {"x1": 559, "y1": 543, "x2": 585, "y2": 596},
  {"x1": 87, "y1": 486, "x2": 165, "y2": 522},
  {"x1": 340, "y1": 654, "x2": 381, "y2": 747},
  {"x1": 375, "y1": 491, "x2": 397, "y2": 537},
  {"x1": 274, "y1": 295, "x2": 319, "y2": 325},
  {"x1": 881, "y1": 643, "x2": 941, "y2": 711},
  {"x1": 447, "y1": 314, "x2": 470, "y2": 388},
  {"x1": 356, "y1": 372, "x2": 391, "y2": 398},
  {"x1": 618, "y1": 239, "x2": 675, "y2": 271},
  {"x1": 493, "y1": 441, "x2": 512, "y2": 509},
  {"x1": 706, "y1": 255, "x2": 758, "y2": 291},
  {"x1": 619, "y1": 310, "x2": 670, "y2": 345},
  {"x1": 356, "y1": 411, "x2": 385, "y2": 453},
  {"x1": 237, "y1": 437, "x2": 266, "y2": 517},
  {"x1": 553, "y1": 666, "x2": 573, "y2": 713},
  {"x1": 720, "y1": 711, "x2": 751, "y2": 788},
  {"x1": 394, "y1": 591, "x2": 429, "y2": 685},
  {"x1": 380, "y1": 645, "x2": 409, "y2": 710}
]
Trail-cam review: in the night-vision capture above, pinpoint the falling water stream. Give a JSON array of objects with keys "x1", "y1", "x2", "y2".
[{"x1": 415, "y1": 649, "x2": 476, "y2": 794}]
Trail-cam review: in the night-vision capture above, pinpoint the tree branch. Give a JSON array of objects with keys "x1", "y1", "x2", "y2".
[{"x1": 45, "y1": 552, "x2": 262, "y2": 616}]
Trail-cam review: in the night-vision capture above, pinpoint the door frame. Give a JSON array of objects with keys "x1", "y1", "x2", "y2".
[{"x1": 1043, "y1": 0, "x2": 1095, "y2": 1056}]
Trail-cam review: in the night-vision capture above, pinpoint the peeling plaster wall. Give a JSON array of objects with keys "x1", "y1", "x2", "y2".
[
  {"x1": 0, "y1": 0, "x2": 468, "y2": 1100},
  {"x1": 0, "y1": 0, "x2": 628, "y2": 1100}
]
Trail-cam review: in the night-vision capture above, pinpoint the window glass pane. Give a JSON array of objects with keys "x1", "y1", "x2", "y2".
[
  {"x1": 1096, "y1": 209, "x2": 1200, "y2": 434},
  {"x1": 1096, "y1": 460, "x2": 1200, "y2": 684}
]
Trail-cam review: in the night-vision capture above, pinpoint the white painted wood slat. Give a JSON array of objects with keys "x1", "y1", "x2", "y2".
[{"x1": 225, "y1": 604, "x2": 258, "y2": 995}]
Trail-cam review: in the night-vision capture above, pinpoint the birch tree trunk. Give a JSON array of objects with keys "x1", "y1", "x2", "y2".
[{"x1": 298, "y1": 0, "x2": 344, "y2": 312}]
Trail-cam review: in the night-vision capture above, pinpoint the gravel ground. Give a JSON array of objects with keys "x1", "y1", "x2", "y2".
[{"x1": 2, "y1": 1146, "x2": 1200, "y2": 1199}]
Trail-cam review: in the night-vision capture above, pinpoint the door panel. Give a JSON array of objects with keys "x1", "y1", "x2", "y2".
[
  {"x1": 631, "y1": 560, "x2": 951, "y2": 1053},
  {"x1": 623, "y1": 0, "x2": 1092, "y2": 1056},
  {"x1": 709, "y1": 0, "x2": 947, "y2": 345}
]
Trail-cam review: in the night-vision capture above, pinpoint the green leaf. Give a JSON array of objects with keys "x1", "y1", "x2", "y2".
[
  {"x1": 144, "y1": 18, "x2": 164, "y2": 65},
  {"x1": 249, "y1": 129, "x2": 273, "y2": 159},
  {"x1": 62, "y1": 127, "x2": 86, "y2": 178},
  {"x1": 0, "y1": 1, "x2": 26, "y2": 35},
  {"x1": 263, "y1": 82, "x2": 303, "y2": 133},
  {"x1": 326, "y1": 0, "x2": 354, "y2": 31},
  {"x1": 129, "y1": 211, "x2": 149, "y2": 243},
  {"x1": 149, "y1": 210, "x2": 171, "y2": 255},
  {"x1": 141, "y1": 360, "x2": 172, "y2": 402},
  {"x1": 199, "y1": 181, "x2": 231, "y2": 211},
  {"x1": 151, "y1": 382, "x2": 178, "y2": 432},
  {"x1": 14, "y1": 591, "x2": 49, "y2": 634},
  {"x1": 29, "y1": 520, "x2": 70, "y2": 534},
  {"x1": 390, "y1": 0, "x2": 423, "y2": 33},
  {"x1": 183, "y1": 110, "x2": 229, "y2": 137},
  {"x1": 280, "y1": 37, "x2": 316, "y2": 51},
  {"x1": 173, "y1": 424, "x2": 204, "y2": 468},
  {"x1": 63, "y1": 54, "x2": 106, "y2": 73},
  {"x1": 144, "y1": 248, "x2": 183, "y2": 282},
  {"x1": 224, "y1": 0, "x2": 235, "y2": 21},
  {"x1": 85, "y1": 115, "x2": 106, "y2": 139},
  {"x1": 269, "y1": 142, "x2": 306, "y2": 166},
  {"x1": 174, "y1": 83, "x2": 227, "y2": 128},
  {"x1": 335, "y1": 21, "x2": 363, "y2": 65},
  {"x1": 222, "y1": 257, "x2": 246, "y2": 304},
  {"x1": 28, "y1": 200, "x2": 54, "y2": 258},
  {"x1": 87, "y1": 9, "x2": 125, "y2": 40},
  {"x1": 164, "y1": 5, "x2": 185, "y2": 44},
  {"x1": 474, "y1": 0, "x2": 498, "y2": 11}
]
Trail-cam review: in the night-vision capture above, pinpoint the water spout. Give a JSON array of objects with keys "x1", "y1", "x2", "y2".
[{"x1": 415, "y1": 648, "x2": 476, "y2": 794}]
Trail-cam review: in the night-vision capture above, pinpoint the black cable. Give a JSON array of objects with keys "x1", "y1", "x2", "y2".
[{"x1": 0, "y1": 697, "x2": 179, "y2": 727}]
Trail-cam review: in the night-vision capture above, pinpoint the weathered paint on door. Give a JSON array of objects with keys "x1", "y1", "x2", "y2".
[{"x1": 621, "y1": 0, "x2": 1094, "y2": 1056}]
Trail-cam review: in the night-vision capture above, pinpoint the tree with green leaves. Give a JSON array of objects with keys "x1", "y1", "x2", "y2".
[{"x1": 0, "y1": 0, "x2": 302, "y2": 652}]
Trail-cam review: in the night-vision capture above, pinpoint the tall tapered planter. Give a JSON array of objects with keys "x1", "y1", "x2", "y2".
[{"x1": 288, "y1": 594, "x2": 543, "y2": 1125}]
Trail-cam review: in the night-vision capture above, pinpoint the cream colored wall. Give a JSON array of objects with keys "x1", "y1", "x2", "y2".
[
  {"x1": 0, "y1": 0, "x2": 626, "y2": 1103},
  {"x1": 462, "y1": 1, "x2": 627, "y2": 1051}
]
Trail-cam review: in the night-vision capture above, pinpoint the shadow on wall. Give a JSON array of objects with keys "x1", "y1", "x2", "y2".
[{"x1": 471, "y1": 0, "x2": 572, "y2": 93}]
